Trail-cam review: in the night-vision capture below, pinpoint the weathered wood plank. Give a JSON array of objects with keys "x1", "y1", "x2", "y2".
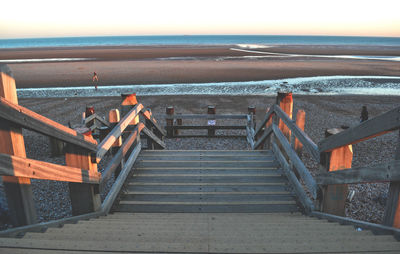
[
  {"x1": 96, "y1": 104, "x2": 144, "y2": 162},
  {"x1": 141, "y1": 127, "x2": 166, "y2": 149},
  {"x1": 141, "y1": 108, "x2": 166, "y2": 137},
  {"x1": 1, "y1": 65, "x2": 36, "y2": 226},
  {"x1": 274, "y1": 105, "x2": 319, "y2": 161},
  {"x1": 254, "y1": 105, "x2": 275, "y2": 138},
  {"x1": 169, "y1": 135, "x2": 246, "y2": 138},
  {"x1": 319, "y1": 106, "x2": 400, "y2": 152},
  {"x1": 272, "y1": 142, "x2": 314, "y2": 214},
  {"x1": 165, "y1": 125, "x2": 246, "y2": 130},
  {"x1": 253, "y1": 125, "x2": 273, "y2": 150},
  {"x1": 101, "y1": 142, "x2": 142, "y2": 214},
  {"x1": 0, "y1": 97, "x2": 97, "y2": 151},
  {"x1": 165, "y1": 114, "x2": 248, "y2": 120},
  {"x1": 127, "y1": 184, "x2": 288, "y2": 193},
  {"x1": 84, "y1": 114, "x2": 110, "y2": 127},
  {"x1": 130, "y1": 175, "x2": 286, "y2": 184},
  {"x1": 0, "y1": 153, "x2": 100, "y2": 184},
  {"x1": 316, "y1": 160, "x2": 400, "y2": 185},
  {"x1": 99, "y1": 125, "x2": 142, "y2": 187},
  {"x1": 272, "y1": 124, "x2": 318, "y2": 198}
]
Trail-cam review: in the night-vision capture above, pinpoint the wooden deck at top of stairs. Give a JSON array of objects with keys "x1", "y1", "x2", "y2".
[{"x1": 1, "y1": 150, "x2": 399, "y2": 253}]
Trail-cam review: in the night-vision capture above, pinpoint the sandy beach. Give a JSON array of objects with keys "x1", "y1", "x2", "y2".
[{"x1": 0, "y1": 45, "x2": 399, "y2": 88}]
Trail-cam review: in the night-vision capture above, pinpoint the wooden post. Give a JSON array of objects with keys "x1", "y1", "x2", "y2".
[
  {"x1": 207, "y1": 106, "x2": 216, "y2": 136},
  {"x1": 99, "y1": 126, "x2": 110, "y2": 142},
  {"x1": 384, "y1": 130, "x2": 400, "y2": 228},
  {"x1": 121, "y1": 93, "x2": 139, "y2": 124},
  {"x1": 321, "y1": 128, "x2": 353, "y2": 216},
  {"x1": 248, "y1": 106, "x2": 256, "y2": 130},
  {"x1": 109, "y1": 109, "x2": 123, "y2": 177},
  {"x1": 85, "y1": 106, "x2": 95, "y2": 128},
  {"x1": 276, "y1": 92, "x2": 293, "y2": 141},
  {"x1": 166, "y1": 106, "x2": 174, "y2": 138},
  {"x1": 0, "y1": 64, "x2": 37, "y2": 226},
  {"x1": 294, "y1": 110, "x2": 306, "y2": 158},
  {"x1": 175, "y1": 116, "x2": 182, "y2": 136},
  {"x1": 66, "y1": 128, "x2": 100, "y2": 216},
  {"x1": 145, "y1": 108, "x2": 155, "y2": 150}
]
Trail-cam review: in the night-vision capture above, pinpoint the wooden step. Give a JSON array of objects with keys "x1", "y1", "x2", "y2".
[
  {"x1": 128, "y1": 175, "x2": 287, "y2": 184},
  {"x1": 140, "y1": 150, "x2": 273, "y2": 156},
  {"x1": 135, "y1": 160, "x2": 279, "y2": 168},
  {"x1": 137, "y1": 155, "x2": 275, "y2": 161}
]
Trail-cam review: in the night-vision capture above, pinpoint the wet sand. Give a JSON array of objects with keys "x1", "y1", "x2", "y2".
[{"x1": 1, "y1": 45, "x2": 399, "y2": 88}]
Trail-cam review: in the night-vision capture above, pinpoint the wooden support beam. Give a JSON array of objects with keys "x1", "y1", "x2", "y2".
[
  {"x1": 274, "y1": 105, "x2": 319, "y2": 161},
  {"x1": 272, "y1": 142, "x2": 314, "y2": 214},
  {"x1": 295, "y1": 110, "x2": 305, "y2": 158},
  {"x1": 207, "y1": 106, "x2": 216, "y2": 136},
  {"x1": 166, "y1": 106, "x2": 174, "y2": 138},
  {"x1": 0, "y1": 97, "x2": 97, "y2": 151},
  {"x1": 141, "y1": 108, "x2": 166, "y2": 137},
  {"x1": 142, "y1": 126, "x2": 166, "y2": 149},
  {"x1": 254, "y1": 106, "x2": 274, "y2": 138},
  {"x1": 253, "y1": 126, "x2": 273, "y2": 150},
  {"x1": 165, "y1": 114, "x2": 247, "y2": 120},
  {"x1": 0, "y1": 153, "x2": 100, "y2": 184},
  {"x1": 96, "y1": 104, "x2": 143, "y2": 162},
  {"x1": 100, "y1": 124, "x2": 143, "y2": 188},
  {"x1": 384, "y1": 130, "x2": 400, "y2": 228},
  {"x1": 248, "y1": 106, "x2": 256, "y2": 130},
  {"x1": 316, "y1": 160, "x2": 400, "y2": 184},
  {"x1": 144, "y1": 109, "x2": 155, "y2": 150},
  {"x1": 272, "y1": 124, "x2": 318, "y2": 198},
  {"x1": 318, "y1": 106, "x2": 400, "y2": 152},
  {"x1": 66, "y1": 128, "x2": 101, "y2": 216},
  {"x1": 0, "y1": 64, "x2": 37, "y2": 226},
  {"x1": 276, "y1": 92, "x2": 293, "y2": 141},
  {"x1": 121, "y1": 93, "x2": 139, "y2": 125},
  {"x1": 85, "y1": 106, "x2": 95, "y2": 129},
  {"x1": 165, "y1": 125, "x2": 246, "y2": 130},
  {"x1": 175, "y1": 116, "x2": 182, "y2": 136},
  {"x1": 108, "y1": 109, "x2": 122, "y2": 151},
  {"x1": 320, "y1": 128, "x2": 353, "y2": 217}
]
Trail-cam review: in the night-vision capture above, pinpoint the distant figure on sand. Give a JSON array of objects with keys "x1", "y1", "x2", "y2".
[
  {"x1": 92, "y1": 72, "x2": 99, "y2": 89},
  {"x1": 360, "y1": 106, "x2": 368, "y2": 122}
]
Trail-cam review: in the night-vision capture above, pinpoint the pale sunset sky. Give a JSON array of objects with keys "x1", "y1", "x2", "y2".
[{"x1": 1, "y1": 0, "x2": 399, "y2": 39}]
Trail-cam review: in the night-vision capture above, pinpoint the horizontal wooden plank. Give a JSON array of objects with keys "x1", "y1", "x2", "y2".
[
  {"x1": 135, "y1": 160, "x2": 279, "y2": 168},
  {"x1": 272, "y1": 124, "x2": 318, "y2": 199},
  {"x1": 169, "y1": 135, "x2": 247, "y2": 138},
  {"x1": 133, "y1": 169, "x2": 282, "y2": 175},
  {"x1": 141, "y1": 126, "x2": 166, "y2": 149},
  {"x1": 96, "y1": 104, "x2": 144, "y2": 162},
  {"x1": 274, "y1": 105, "x2": 320, "y2": 161},
  {"x1": 141, "y1": 109, "x2": 166, "y2": 137},
  {"x1": 121, "y1": 193, "x2": 295, "y2": 202},
  {"x1": 138, "y1": 155, "x2": 275, "y2": 161},
  {"x1": 272, "y1": 142, "x2": 315, "y2": 214},
  {"x1": 0, "y1": 152, "x2": 100, "y2": 184},
  {"x1": 165, "y1": 125, "x2": 246, "y2": 130},
  {"x1": 165, "y1": 114, "x2": 248, "y2": 120},
  {"x1": 127, "y1": 182, "x2": 286, "y2": 186},
  {"x1": 318, "y1": 106, "x2": 400, "y2": 152},
  {"x1": 253, "y1": 125, "x2": 273, "y2": 149},
  {"x1": 0, "y1": 97, "x2": 97, "y2": 151},
  {"x1": 127, "y1": 184, "x2": 290, "y2": 193},
  {"x1": 116, "y1": 203, "x2": 299, "y2": 213},
  {"x1": 254, "y1": 105, "x2": 275, "y2": 138},
  {"x1": 316, "y1": 160, "x2": 400, "y2": 185},
  {"x1": 130, "y1": 175, "x2": 287, "y2": 184},
  {"x1": 140, "y1": 150, "x2": 273, "y2": 156}
]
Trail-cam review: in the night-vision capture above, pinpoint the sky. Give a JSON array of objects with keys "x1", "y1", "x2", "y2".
[{"x1": 1, "y1": 0, "x2": 400, "y2": 39}]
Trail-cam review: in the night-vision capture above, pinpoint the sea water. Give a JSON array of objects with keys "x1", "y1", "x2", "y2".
[{"x1": 1, "y1": 35, "x2": 400, "y2": 48}]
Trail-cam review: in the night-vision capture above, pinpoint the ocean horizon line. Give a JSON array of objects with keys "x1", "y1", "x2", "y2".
[{"x1": 2, "y1": 35, "x2": 400, "y2": 49}]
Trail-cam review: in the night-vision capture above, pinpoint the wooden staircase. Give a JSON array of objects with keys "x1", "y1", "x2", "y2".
[
  {"x1": 115, "y1": 150, "x2": 299, "y2": 213},
  {"x1": 2, "y1": 213, "x2": 400, "y2": 253}
]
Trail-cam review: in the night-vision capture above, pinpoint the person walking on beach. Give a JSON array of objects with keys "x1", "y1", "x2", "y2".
[
  {"x1": 360, "y1": 105, "x2": 368, "y2": 122},
  {"x1": 92, "y1": 72, "x2": 99, "y2": 90}
]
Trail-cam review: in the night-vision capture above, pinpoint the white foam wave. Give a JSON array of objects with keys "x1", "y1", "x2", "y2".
[{"x1": 236, "y1": 44, "x2": 272, "y2": 49}]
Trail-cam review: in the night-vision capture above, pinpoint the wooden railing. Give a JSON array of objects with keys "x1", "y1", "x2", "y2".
[
  {"x1": 164, "y1": 105, "x2": 254, "y2": 139},
  {"x1": 0, "y1": 64, "x2": 165, "y2": 231},
  {"x1": 253, "y1": 91, "x2": 400, "y2": 235}
]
